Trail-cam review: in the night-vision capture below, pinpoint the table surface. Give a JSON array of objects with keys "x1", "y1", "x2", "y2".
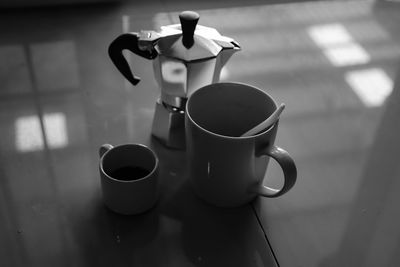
[{"x1": 1, "y1": 0, "x2": 400, "y2": 266}]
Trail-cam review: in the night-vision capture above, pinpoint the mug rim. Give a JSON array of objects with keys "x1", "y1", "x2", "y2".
[
  {"x1": 186, "y1": 82, "x2": 279, "y2": 140},
  {"x1": 99, "y1": 143, "x2": 159, "y2": 183}
]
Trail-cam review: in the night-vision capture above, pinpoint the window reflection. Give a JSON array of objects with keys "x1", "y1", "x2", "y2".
[
  {"x1": 308, "y1": 23, "x2": 353, "y2": 46},
  {"x1": 15, "y1": 112, "x2": 68, "y2": 152},
  {"x1": 43, "y1": 112, "x2": 68, "y2": 149},
  {"x1": 15, "y1": 115, "x2": 44, "y2": 152},
  {"x1": 308, "y1": 22, "x2": 394, "y2": 107},
  {"x1": 345, "y1": 68, "x2": 393, "y2": 107},
  {"x1": 308, "y1": 23, "x2": 371, "y2": 67},
  {"x1": 322, "y1": 43, "x2": 370, "y2": 67}
]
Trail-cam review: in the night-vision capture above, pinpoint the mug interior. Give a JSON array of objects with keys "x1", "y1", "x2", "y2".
[
  {"x1": 187, "y1": 83, "x2": 277, "y2": 137},
  {"x1": 102, "y1": 144, "x2": 157, "y2": 181}
]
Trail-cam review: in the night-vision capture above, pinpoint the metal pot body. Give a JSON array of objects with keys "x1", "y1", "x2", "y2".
[{"x1": 153, "y1": 55, "x2": 223, "y2": 108}]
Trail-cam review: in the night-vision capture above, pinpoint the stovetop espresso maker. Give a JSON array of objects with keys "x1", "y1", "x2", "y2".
[{"x1": 109, "y1": 11, "x2": 240, "y2": 148}]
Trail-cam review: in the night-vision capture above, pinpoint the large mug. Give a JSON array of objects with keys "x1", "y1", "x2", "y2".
[{"x1": 185, "y1": 82, "x2": 297, "y2": 207}]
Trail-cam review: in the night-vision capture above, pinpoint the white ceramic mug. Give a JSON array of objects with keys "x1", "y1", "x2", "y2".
[
  {"x1": 99, "y1": 143, "x2": 159, "y2": 215},
  {"x1": 185, "y1": 82, "x2": 297, "y2": 207}
]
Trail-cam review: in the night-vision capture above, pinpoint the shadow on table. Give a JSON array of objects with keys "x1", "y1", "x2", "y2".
[
  {"x1": 150, "y1": 136, "x2": 273, "y2": 266},
  {"x1": 161, "y1": 180, "x2": 270, "y2": 267},
  {"x1": 318, "y1": 58, "x2": 400, "y2": 266},
  {"x1": 72, "y1": 199, "x2": 160, "y2": 266}
]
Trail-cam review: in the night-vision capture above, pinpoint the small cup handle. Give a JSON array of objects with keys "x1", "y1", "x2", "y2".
[
  {"x1": 99, "y1": 144, "x2": 113, "y2": 158},
  {"x1": 252, "y1": 145, "x2": 297, "y2": 198}
]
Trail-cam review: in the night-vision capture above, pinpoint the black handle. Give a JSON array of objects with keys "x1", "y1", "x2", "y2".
[
  {"x1": 108, "y1": 32, "x2": 157, "y2": 86},
  {"x1": 179, "y1": 11, "x2": 199, "y2": 49}
]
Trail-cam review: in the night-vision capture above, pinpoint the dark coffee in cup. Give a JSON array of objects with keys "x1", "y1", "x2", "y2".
[{"x1": 109, "y1": 166, "x2": 150, "y2": 181}]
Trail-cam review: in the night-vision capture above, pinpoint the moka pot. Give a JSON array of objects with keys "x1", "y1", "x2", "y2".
[{"x1": 109, "y1": 11, "x2": 240, "y2": 148}]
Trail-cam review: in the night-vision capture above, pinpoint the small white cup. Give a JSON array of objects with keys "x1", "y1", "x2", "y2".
[{"x1": 99, "y1": 143, "x2": 159, "y2": 215}]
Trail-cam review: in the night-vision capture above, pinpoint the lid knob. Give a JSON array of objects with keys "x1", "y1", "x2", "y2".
[{"x1": 179, "y1": 11, "x2": 200, "y2": 49}]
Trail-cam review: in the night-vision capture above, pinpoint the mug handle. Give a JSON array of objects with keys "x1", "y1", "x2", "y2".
[
  {"x1": 99, "y1": 144, "x2": 113, "y2": 158},
  {"x1": 252, "y1": 145, "x2": 297, "y2": 198}
]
